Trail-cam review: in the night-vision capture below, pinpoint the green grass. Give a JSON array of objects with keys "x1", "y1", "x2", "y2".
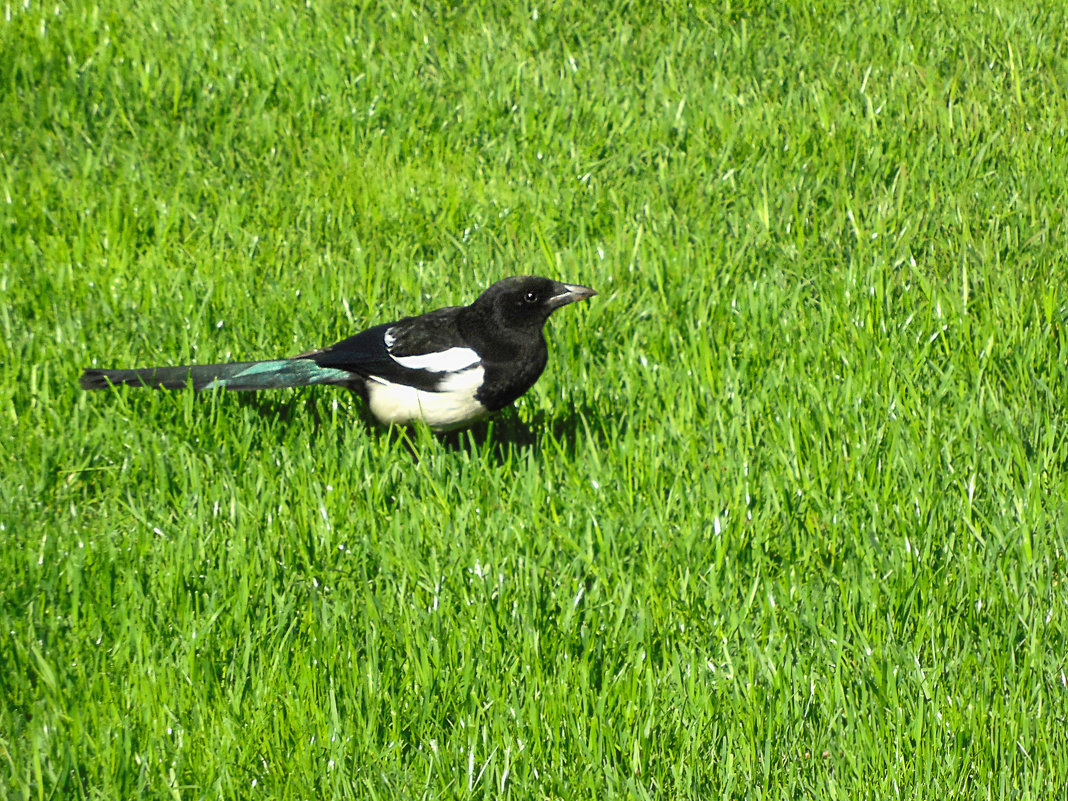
[{"x1": 3, "y1": 0, "x2": 1068, "y2": 797}]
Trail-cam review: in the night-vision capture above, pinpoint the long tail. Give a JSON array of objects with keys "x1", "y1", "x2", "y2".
[{"x1": 79, "y1": 359, "x2": 356, "y2": 392}]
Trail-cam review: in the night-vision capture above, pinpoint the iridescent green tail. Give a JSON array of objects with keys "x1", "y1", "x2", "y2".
[{"x1": 79, "y1": 359, "x2": 353, "y2": 392}]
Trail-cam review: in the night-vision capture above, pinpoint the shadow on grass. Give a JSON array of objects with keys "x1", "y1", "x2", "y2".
[
  {"x1": 259, "y1": 387, "x2": 611, "y2": 463},
  {"x1": 87, "y1": 382, "x2": 607, "y2": 462},
  {"x1": 432, "y1": 400, "x2": 609, "y2": 463}
]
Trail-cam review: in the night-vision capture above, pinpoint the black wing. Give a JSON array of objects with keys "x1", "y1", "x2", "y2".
[{"x1": 309, "y1": 309, "x2": 478, "y2": 392}]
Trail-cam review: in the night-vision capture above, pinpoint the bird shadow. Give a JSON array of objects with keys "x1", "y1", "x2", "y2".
[
  {"x1": 123, "y1": 387, "x2": 606, "y2": 465},
  {"x1": 226, "y1": 388, "x2": 378, "y2": 433},
  {"x1": 430, "y1": 400, "x2": 608, "y2": 463}
]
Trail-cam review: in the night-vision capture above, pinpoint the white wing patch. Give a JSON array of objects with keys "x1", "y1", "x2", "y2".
[
  {"x1": 390, "y1": 347, "x2": 481, "y2": 373},
  {"x1": 366, "y1": 366, "x2": 487, "y2": 430}
]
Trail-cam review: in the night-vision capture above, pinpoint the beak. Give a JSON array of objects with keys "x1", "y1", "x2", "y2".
[{"x1": 550, "y1": 283, "x2": 597, "y2": 308}]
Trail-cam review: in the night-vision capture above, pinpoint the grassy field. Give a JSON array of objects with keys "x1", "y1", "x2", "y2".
[{"x1": 3, "y1": 0, "x2": 1068, "y2": 797}]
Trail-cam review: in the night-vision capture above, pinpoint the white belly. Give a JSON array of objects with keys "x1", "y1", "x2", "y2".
[{"x1": 365, "y1": 367, "x2": 488, "y2": 430}]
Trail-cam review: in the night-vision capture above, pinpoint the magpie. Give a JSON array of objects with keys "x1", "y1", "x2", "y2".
[{"x1": 80, "y1": 275, "x2": 596, "y2": 430}]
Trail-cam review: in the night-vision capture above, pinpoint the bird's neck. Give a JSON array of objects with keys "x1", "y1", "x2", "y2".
[{"x1": 458, "y1": 307, "x2": 546, "y2": 364}]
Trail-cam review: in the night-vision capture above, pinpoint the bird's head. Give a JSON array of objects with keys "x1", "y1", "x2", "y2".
[{"x1": 472, "y1": 275, "x2": 597, "y2": 333}]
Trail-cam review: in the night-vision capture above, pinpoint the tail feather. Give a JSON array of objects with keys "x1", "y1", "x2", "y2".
[{"x1": 80, "y1": 359, "x2": 356, "y2": 392}]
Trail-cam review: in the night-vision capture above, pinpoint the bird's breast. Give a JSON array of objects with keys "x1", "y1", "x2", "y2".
[{"x1": 474, "y1": 351, "x2": 548, "y2": 412}]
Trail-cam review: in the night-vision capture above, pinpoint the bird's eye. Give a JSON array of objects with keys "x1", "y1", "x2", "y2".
[{"x1": 523, "y1": 290, "x2": 539, "y2": 304}]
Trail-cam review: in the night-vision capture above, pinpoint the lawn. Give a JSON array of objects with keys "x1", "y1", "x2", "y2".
[{"x1": 2, "y1": 0, "x2": 1067, "y2": 797}]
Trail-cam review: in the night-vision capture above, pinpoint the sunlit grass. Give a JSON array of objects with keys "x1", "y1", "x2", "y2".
[{"x1": 2, "y1": 1, "x2": 1067, "y2": 798}]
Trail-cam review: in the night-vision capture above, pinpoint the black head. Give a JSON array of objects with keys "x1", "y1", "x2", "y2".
[
  {"x1": 459, "y1": 276, "x2": 596, "y2": 408},
  {"x1": 470, "y1": 275, "x2": 597, "y2": 333}
]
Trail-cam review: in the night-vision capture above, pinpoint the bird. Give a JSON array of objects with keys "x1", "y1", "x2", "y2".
[{"x1": 80, "y1": 275, "x2": 596, "y2": 430}]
